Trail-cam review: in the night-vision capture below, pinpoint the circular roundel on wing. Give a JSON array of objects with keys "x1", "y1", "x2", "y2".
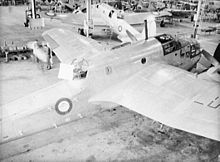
[
  {"x1": 118, "y1": 25, "x2": 122, "y2": 32},
  {"x1": 55, "y1": 98, "x2": 73, "y2": 115}
]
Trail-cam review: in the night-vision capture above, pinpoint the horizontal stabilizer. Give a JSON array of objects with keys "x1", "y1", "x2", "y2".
[{"x1": 125, "y1": 30, "x2": 138, "y2": 42}]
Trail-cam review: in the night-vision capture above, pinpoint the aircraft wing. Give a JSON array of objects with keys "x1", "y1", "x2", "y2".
[
  {"x1": 89, "y1": 63, "x2": 220, "y2": 141},
  {"x1": 123, "y1": 12, "x2": 171, "y2": 26},
  {"x1": 42, "y1": 28, "x2": 106, "y2": 64},
  {"x1": 168, "y1": 9, "x2": 196, "y2": 18},
  {"x1": 59, "y1": 13, "x2": 110, "y2": 31},
  {"x1": 154, "y1": 11, "x2": 172, "y2": 18}
]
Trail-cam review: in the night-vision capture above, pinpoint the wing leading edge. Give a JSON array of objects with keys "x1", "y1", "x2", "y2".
[{"x1": 89, "y1": 63, "x2": 220, "y2": 141}]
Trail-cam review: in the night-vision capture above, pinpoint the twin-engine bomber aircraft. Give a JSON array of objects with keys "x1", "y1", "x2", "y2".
[{"x1": 1, "y1": 28, "x2": 219, "y2": 143}]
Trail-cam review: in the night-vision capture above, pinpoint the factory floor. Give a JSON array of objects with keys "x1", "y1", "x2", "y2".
[{"x1": 0, "y1": 6, "x2": 220, "y2": 162}]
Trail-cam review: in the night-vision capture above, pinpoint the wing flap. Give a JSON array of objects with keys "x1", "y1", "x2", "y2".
[{"x1": 89, "y1": 63, "x2": 220, "y2": 141}]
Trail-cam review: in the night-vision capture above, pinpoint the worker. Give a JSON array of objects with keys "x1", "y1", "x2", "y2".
[
  {"x1": 47, "y1": 42, "x2": 53, "y2": 68},
  {"x1": 24, "y1": 6, "x2": 32, "y2": 27},
  {"x1": 32, "y1": 40, "x2": 40, "y2": 63},
  {"x1": 32, "y1": 40, "x2": 51, "y2": 70},
  {"x1": 42, "y1": 41, "x2": 52, "y2": 70}
]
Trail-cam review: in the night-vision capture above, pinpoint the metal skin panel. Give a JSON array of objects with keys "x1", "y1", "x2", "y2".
[
  {"x1": 1, "y1": 28, "x2": 219, "y2": 142},
  {"x1": 42, "y1": 28, "x2": 106, "y2": 64},
  {"x1": 95, "y1": 3, "x2": 155, "y2": 42},
  {"x1": 60, "y1": 4, "x2": 170, "y2": 29},
  {"x1": 0, "y1": 79, "x2": 86, "y2": 142},
  {"x1": 41, "y1": 29, "x2": 218, "y2": 141},
  {"x1": 96, "y1": 3, "x2": 143, "y2": 43},
  {"x1": 89, "y1": 63, "x2": 220, "y2": 141},
  {"x1": 85, "y1": 37, "x2": 164, "y2": 94}
]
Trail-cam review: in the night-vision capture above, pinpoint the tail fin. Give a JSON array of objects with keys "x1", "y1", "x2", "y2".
[{"x1": 126, "y1": 15, "x2": 157, "y2": 42}]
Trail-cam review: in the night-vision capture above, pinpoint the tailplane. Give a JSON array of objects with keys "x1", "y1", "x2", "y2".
[{"x1": 125, "y1": 30, "x2": 138, "y2": 42}]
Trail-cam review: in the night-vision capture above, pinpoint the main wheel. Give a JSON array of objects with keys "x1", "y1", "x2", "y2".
[{"x1": 55, "y1": 98, "x2": 73, "y2": 115}]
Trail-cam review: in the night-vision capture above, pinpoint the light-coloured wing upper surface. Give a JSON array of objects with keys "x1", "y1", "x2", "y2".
[
  {"x1": 89, "y1": 63, "x2": 220, "y2": 141},
  {"x1": 42, "y1": 28, "x2": 106, "y2": 64}
]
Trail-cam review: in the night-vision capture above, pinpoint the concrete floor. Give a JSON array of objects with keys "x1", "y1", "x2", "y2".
[{"x1": 0, "y1": 6, "x2": 220, "y2": 162}]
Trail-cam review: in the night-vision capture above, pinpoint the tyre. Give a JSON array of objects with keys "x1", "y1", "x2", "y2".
[{"x1": 55, "y1": 98, "x2": 73, "y2": 115}]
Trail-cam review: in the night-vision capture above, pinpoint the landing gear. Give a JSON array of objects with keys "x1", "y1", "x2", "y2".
[{"x1": 55, "y1": 98, "x2": 73, "y2": 115}]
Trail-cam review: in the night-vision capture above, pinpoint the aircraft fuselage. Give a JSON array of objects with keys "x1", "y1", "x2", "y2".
[
  {"x1": 0, "y1": 32, "x2": 209, "y2": 143},
  {"x1": 85, "y1": 34, "x2": 201, "y2": 95}
]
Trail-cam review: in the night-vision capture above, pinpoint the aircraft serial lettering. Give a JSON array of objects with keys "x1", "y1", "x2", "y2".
[{"x1": 194, "y1": 96, "x2": 220, "y2": 109}]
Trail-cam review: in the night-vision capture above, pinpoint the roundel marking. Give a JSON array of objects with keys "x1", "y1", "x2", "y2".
[{"x1": 118, "y1": 25, "x2": 122, "y2": 32}]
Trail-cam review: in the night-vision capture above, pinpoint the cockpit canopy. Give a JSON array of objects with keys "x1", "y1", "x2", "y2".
[
  {"x1": 155, "y1": 34, "x2": 174, "y2": 44},
  {"x1": 155, "y1": 34, "x2": 201, "y2": 57}
]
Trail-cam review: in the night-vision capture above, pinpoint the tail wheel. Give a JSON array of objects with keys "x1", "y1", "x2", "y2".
[{"x1": 55, "y1": 98, "x2": 72, "y2": 115}]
